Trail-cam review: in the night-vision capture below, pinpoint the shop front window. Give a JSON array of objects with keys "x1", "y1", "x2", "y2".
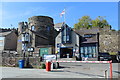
[
  {"x1": 80, "y1": 46, "x2": 97, "y2": 58},
  {"x1": 80, "y1": 47, "x2": 84, "y2": 53}
]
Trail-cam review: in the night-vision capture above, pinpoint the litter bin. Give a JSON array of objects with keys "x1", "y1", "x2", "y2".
[
  {"x1": 46, "y1": 60, "x2": 51, "y2": 71},
  {"x1": 19, "y1": 60, "x2": 25, "y2": 68}
]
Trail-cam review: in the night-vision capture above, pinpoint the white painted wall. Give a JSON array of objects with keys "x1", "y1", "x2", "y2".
[{"x1": 55, "y1": 31, "x2": 80, "y2": 54}]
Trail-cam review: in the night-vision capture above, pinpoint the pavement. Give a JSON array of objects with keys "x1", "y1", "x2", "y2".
[{"x1": 1, "y1": 63, "x2": 120, "y2": 78}]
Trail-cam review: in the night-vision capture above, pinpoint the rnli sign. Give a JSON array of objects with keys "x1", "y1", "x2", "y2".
[{"x1": 43, "y1": 54, "x2": 56, "y2": 60}]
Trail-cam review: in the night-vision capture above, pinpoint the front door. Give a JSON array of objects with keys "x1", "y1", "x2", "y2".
[{"x1": 60, "y1": 48, "x2": 73, "y2": 58}]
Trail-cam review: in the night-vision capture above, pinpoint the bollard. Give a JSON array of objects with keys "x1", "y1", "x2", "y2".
[
  {"x1": 110, "y1": 60, "x2": 112, "y2": 79},
  {"x1": 51, "y1": 62, "x2": 54, "y2": 70},
  {"x1": 104, "y1": 70, "x2": 107, "y2": 78},
  {"x1": 46, "y1": 60, "x2": 51, "y2": 71},
  {"x1": 67, "y1": 54, "x2": 69, "y2": 58}
]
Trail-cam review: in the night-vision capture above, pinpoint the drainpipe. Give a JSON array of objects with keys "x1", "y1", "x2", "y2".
[{"x1": 97, "y1": 33, "x2": 100, "y2": 60}]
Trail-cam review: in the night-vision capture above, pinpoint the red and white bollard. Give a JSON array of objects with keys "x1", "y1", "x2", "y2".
[
  {"x1": 109, "y1": 60, "x2": 112, "y2": 79},
  {"x1": 46, "y1": 60, "x2": 51, "y2": 71}
]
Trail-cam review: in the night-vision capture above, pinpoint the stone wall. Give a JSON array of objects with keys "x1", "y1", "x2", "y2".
[
  {"x1": 99, "y1": 30, "x2": 119, "y2": 53},
  {"x1": 2, "y1": 57, "x2": 42, "y2": 68}
]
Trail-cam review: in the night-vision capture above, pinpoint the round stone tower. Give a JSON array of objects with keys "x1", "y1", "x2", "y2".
[
  {"x1": 28, "y1": 16, "x2": 56, "y2": 46},
  {"x1": 28, "y1": 16, "x2": 54, "y2": 31}
]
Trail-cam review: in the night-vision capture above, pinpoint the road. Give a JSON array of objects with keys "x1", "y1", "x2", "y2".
[
  {"x1": 1, "y1": 63, "x2": 120, "y2": 78},
  {"x1": 58, "y1": 62, "x2": 119, "y2": 78}
]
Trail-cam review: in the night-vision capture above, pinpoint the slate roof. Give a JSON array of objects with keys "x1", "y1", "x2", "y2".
[
  {"x1": 74, "y1": 28, "x2": 100, "y2": 35},
  {"x1": 81, "y1": 35, "x2": 98, "y2": 43},
  {"x1": 74, "y1": 29, "x2": 99, "y2": 43},
  {"x1": 0, "y1": 31, "x2": 12, "y2": 37},
  {"x1": 54, "y1": 22, "x2": 64, "y2": 28}
]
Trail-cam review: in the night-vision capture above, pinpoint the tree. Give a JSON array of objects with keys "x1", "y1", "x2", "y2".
[
  {"x1": 74, "y1": 16, "x2": 110, "y2": 29},
  {"x1": 74, "y1": 16, "x2": 92, "y2": 29},
  {"x1": 93, "y1": 16, "x2": 110, "y2": 28}
]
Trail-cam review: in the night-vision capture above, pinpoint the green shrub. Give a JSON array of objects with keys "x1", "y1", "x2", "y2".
[{"x1": 41, "y1": 63, "x2": 46, "y2": 69}]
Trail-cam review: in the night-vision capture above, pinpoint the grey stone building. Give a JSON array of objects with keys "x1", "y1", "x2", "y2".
[
  {"x1": 0, "y1": 30, "x2": 18, "y2": 51},
  {"x1": 17, "y1": 16, "x2": 58, "y2": 57}
]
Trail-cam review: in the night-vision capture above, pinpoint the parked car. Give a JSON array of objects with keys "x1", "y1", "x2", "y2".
[
  {"x1": 116, "y1": 51, "x2": 120, "y2": 62},
  {"x1": 98, "y1": 52, "x2": 112, "y2": 61}
]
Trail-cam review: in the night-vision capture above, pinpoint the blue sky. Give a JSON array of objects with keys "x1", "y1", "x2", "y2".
[{"x1": 1, "y1": 2, "x2": 118, "y2": 30}]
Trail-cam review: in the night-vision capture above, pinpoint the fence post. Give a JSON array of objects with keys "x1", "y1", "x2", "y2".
[{"x1": 110, "y1": 60, "x2": 112, "y2": 79}]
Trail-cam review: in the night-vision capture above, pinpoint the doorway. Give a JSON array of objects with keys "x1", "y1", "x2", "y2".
[{"x1": 60, "y1": 47, "x2": 73, "y2": 58}]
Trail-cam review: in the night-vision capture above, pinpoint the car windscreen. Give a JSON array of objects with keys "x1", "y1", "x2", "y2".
[{"x1": 100, "y1": 53, "x2": 109, "y2": 56}]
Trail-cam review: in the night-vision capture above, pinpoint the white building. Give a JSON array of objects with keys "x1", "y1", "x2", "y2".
[{"x1": 55, "y1": 23, "x2": 81, "y2": 59}]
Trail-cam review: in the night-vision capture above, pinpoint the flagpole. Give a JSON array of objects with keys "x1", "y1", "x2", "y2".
[
  {"x1": 64, "y1": 8, "x2": 66, "y2": 24},
  {"x1": 60, "y1": 8, "x2": 66, "y2": 24}
]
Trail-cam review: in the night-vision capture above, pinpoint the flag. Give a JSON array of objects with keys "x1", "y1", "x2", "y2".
[{"x1": 60, "y1": 9, "x2": 65, "y2": 17}]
